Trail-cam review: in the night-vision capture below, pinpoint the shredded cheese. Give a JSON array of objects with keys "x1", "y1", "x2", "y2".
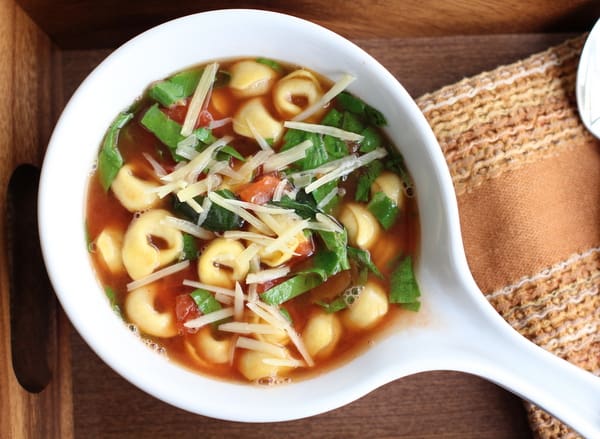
[
  {"x1": 151, "y1": 180, "x2": 188, "y2": 199},
  {"x1": 208, "y1": 117, "x2": 232, "y2": 130},
  {"x1": 162, "y1": 216, "x2": 213, "y2": 239},
  {"x1": 262, "y1": 139, "x2": 313, "y2": 173},
  {"x1": 272, "y1": 178, "x2": 289, "y2": 202},
  {"x1": 284, "y1": 121, "x2": 364, "y2": 142},
  {"x1": 176, "y1": 174, "x2": 222, "y2": 202},
  {"x1": 183, "y1": 279, "x2": 236, "y2": 297},
  {"x1": 208, "y1": 191, "x2": 271, "y2": 234},
  {"x1": 222, "y1": 230, "x2": 276, "y2": 244},
  {"x1": 315, "y1": 186, "x2": 340, "y2": 210},
  {"x1": 314, "y1": 212, "x2": 344, "y2": 233},
  {"x1": 234, "y1": 282, "x2": 245, "y2": 321},
  {"x1": 142, "y1": 152, "x2": 167, "y2": 177},
  {"x1": 246, "y1": 266, "x2": 290, "y2": 284},
  {"x1": 221, "y1": 198, "x2": 295, "y2": 216},
  {"x1": 181, "y1": 62, "x2": 219, "y2": 136},
  {"x1": 304, "y1": 147, "x2": 388, "y2": 193},
  {"x1": 252, "y1": 301, "x2": 314, "y2": 367},
  {"x1": 246, "y1": 118, "x2": 273, "y2": 151},
  {"x1": 230, "y1": 149, "x2": 274, "y2": 183},
  {"x1": 184, "y1": 307, "x2": 234, "y2": 329},
  {"x1": 262, "y1": 357, "x2": 305, "y2": 368},
  {"x1": 218, "y1": 322, "x2": 283, "y2": 335},
  {"x1": 161, "y1": 136, "x2": 232, "y2": 183},
  {"x1": 292, "y1": 73, "x2": 356, "y2": 122},
  {"x1": 214, "y1": 293, "x2": 234, "y2": 305},
  {"x1": 126, "y1": 260, "x2": 190, "y2": 291},
  {"x1": 263, "y1": 219, "x2": 309, "y2": 254},
  {"x1": 196, "y1": 197, "x2": 212, "y2": 226},
  {"x1": 235, "y1": 336, "x2": 287, "y2": 358}
]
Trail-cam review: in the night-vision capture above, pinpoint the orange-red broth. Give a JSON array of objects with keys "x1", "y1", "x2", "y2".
[{"x1": 86, "y1": 59, "x2": 419, "y2": 383}]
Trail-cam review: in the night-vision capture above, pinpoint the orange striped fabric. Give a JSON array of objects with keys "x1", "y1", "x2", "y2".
[{"x1": 416, "y1": 35, "x2": 599, "y2": 439}]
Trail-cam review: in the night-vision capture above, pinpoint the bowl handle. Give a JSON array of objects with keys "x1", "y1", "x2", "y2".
[{"x1": 450, "y1": 271, "x2": 600, "y2": 438}]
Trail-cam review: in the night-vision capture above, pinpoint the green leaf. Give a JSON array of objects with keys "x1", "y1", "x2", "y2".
[
  {"x1": 269, "y1": 192, "x2": 319, "y2": 219},
  {"x1": 260, "y1": 274, "x2": 323, "y2": 305},
  {"x1": 336, "y1": 92, "x2": 387, "y2": 126},
  {"x1": 368, "y1": 191, "x2": 399, "y2": 230},
  {"x1": 181, "y1": 233, "x2": 199, "y2": 260},
  {"x1": 323, "y1": 135, "x2": 348, "y2": 159},
  {"x1": 316, "y1": 296, "x2": 348, "y2": 313},
  {"x1": 342, "y1": 111, "x2": 365, "y2": 134},
  {"x1": 190, "y1": 289, "x2": 222, "y2": 314},
  {"x1": 255, "y1": 57, "x2": 282, "y2": 71},
  {"x1": 390, "y1": 256, "x2": 421, "y2": 311},
  {"x1": 347, "y1": 247, "x2": 383, "y2": 278},
  {"x1": 317, "y1": 229, "x2": 350, "y2": 273},
  {"x1": 104, "y1": 286, "x2": 122, "y2": 318},
  {"x1": 355, "y1": 160, "x2": 383, "y2": 202},
  {"x1": 359, "y1": 126, "x2": 382, "y2": 153},
  {"x1": 148, "y1": 70, "x2": 202, "y2": 106},
  {"x1": 321, "y1": 108, "x2": 343, "y2": 128},
  {"x1": 97, "y1": 112, "x2": 133, "y2": 191},
  {"x1": 173, "y1": 189, "x2": 244, "y2": 232},
  {"x1": 311, "y1": 180, "x2": 340, "y2": 213},
  {"x1": 281, "y1": 130, "x2": 328, "y2": 171},
  {"x1": 217, "y1": 145, "x2": 245, "y2": 161}
]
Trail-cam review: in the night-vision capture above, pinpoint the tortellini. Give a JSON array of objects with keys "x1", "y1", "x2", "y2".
[
  {"x1": 121, "y1": 209, "x2": 183, "y2": 280},
  {"x1": 125, "y1": 285, "x2": 177, "y2": 338},
  {"x1": 342, "y1": 282, "x2": 389, "y2": 330},
  {"x1": 233, "y1": 97, "x2": 283, "y2": 141},
  {"x1": 339, "y1": 203, "x2": 381, "y2": 250},
  {"x1": 303, "y1": 311, "x2": 342, "y2": 358},
  {"x1": 273, "y1": 70, "x2": 324, "y2": 118},
  {"x1": 229, "y1": 60, "x2": 279, "y2": 98},
  {"x1": 186, "y1": 327, "x2": 232, "y2": 364},
  {"x1": 371, "y1": 171, "x2": 404, "y2": 209},
  {"x1": 237, "y1": 349, "x2": 292, "y2": 381},
  {"x1": 111, "y1": 164, "x2": 160, "y2": 212},
  {"x1": 95, "y1": 227, "x2": 124, "y2": 273},
  {"x1": 198, "y1": 238, "x2": 249, "y2": 289}
]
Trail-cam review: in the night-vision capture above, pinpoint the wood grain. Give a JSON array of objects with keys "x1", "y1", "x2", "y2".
[
  {"x1": 58, "y1": 33, "x2": 575, "y2": 438},
  {"x1": 15, "y1": 0, "x2": 600, "y2": 49},
  {"x1": 0, "y1": 1, "x2": 72, "y2": 438}
]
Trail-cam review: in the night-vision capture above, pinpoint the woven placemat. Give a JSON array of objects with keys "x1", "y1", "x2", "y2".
[{"x1": 415, "y1": 35, "x2": 599, "y2": 439}]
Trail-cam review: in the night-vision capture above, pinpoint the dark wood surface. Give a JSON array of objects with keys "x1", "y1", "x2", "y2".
[
  {"x1": 16, "y1": 0, "x2": 600, "y2": 49},
  {"x1": 56, "y1": 33, "x2": 578, "y2": 438}
]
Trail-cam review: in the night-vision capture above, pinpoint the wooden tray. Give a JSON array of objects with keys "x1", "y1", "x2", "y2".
[{"x1": 1, "y1": 1, "x2": 595, "y2": 437}]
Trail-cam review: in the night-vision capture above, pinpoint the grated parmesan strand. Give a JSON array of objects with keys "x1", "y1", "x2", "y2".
[
  {"x1": 184, "y1": 307, "x2": 234, "y2": 329},
  {"x1": 218, "y1": 322, "x2": 283, "y2": 335},
  {"x1": 126, "y1": 260, "x2": 190, "y2": 291},
  {"x1": 181, "y1": 62, "x2": 219, "y2": 136},
  {"x1": 208, "y1": 191, "x2": 271, "y2": 234},
  {"x1": 246, "y1": 118, "x2": 273, "y2": 151},
  {"x1": 142, "y1": 152, "x2": 167, "y2": 177},
  {"x1": 262, "y1": 139, "x2": 313, "y2": 173},
  {"x1": 284, "y1": 121, "x2": 364, "y2": 142},
  {"x1": 292, "y1": 73, "x2": 355, "y2": 122},
  {"x1": 234, "y1": 282, "x2": 245, "y2": 321},
  {"x1": 235, "y1": 336, "x2": 287, "y2": 358},
  {"x1": 246, "y1": 266, "x2": 290, "y2": 284},
  {"x1": 162, "y1": 216, "x2": 213, "y2": 239},
  {"x1": 183, "y1": 279, "x2": 236, "y2": 297}
]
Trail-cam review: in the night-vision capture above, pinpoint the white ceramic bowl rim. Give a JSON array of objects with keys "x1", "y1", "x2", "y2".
[{"x1": 38, "y1": 9, "x2": 460, "y2": 422}]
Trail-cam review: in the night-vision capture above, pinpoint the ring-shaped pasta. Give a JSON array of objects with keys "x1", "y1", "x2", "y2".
[
  {"x1": 229, "y1": 60, "x2": 279, "y2": 98},
  {"x1": 95, "y1": 227, "x2": 124, "y2": 273},
  {"x1": 185, "y1": 326, "x2": 232, "y2": 364},
  {"x1": 198, "y1": 238, "x2": 249, "y2": 289},
  {"x1": 341, "y1": 281, "x2": 389, "y2": 331},
  {"x1": 237, "y1": 349, "x2": 293, "y2": 382},
  {"x1": 273, "y1": 69, "x2": 323, "y2": 119},
  {"x1": 303, "y1": 311, "x2": 342, "y2": 358},
  {"x1": 111, "y1": 164, "x2": 161, "y2": 212},
  {"x1": 339, "y1": 202, "x2": 381, "y2": 250},
  {"x1": 371, "y1": 171, "x2": 404, "y2": 209},
  {"x1": 125, "y1": 285, "x2": 177, "y2": 338},
  {"x1": 121, "y1": 209, "x2": 184, "y2": 280},
  {"x1": 232, "y1": 97, "x2": 283, "y2": 141}
]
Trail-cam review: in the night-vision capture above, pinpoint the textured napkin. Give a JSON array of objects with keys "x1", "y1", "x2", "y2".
[{"x1": 415, "y1": 35, "x2": 599, "y2": 439}]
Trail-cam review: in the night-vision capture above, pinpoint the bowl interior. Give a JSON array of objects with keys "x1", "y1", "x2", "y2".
[{"x1": 39, "y1": 9, "x2": 462, "y2": 421}]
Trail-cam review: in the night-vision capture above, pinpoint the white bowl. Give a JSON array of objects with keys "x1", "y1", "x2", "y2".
[{"x1": 39, "y1": 9, "x2": 600, "y2": 430}]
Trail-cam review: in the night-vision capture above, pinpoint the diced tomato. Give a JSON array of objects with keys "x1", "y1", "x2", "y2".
[
  {"x1": 175, "y1": 294, "x2": 200, "y2": 334},
  {"x1": 162, "y1": 100, "x2": 213, "y2": 128},
  {"x1": 289, "y1": 236, "x2": 315, "y2": 266},
  {"x1": 256, "y1": 277, "x2": 286, "y2": 294},
  {"x1": 238, "y1": 174, "x2": 282, "y2": 205}
]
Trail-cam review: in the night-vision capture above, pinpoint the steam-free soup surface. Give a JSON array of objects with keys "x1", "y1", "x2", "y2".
[{"x1": 86, "y1": 58, "x2": 420, "y2": 383}]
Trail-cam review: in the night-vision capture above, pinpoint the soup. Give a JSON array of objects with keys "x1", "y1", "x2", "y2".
[{"x1": 86, "y1": 58, "x2": 420, "y2": 384}]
